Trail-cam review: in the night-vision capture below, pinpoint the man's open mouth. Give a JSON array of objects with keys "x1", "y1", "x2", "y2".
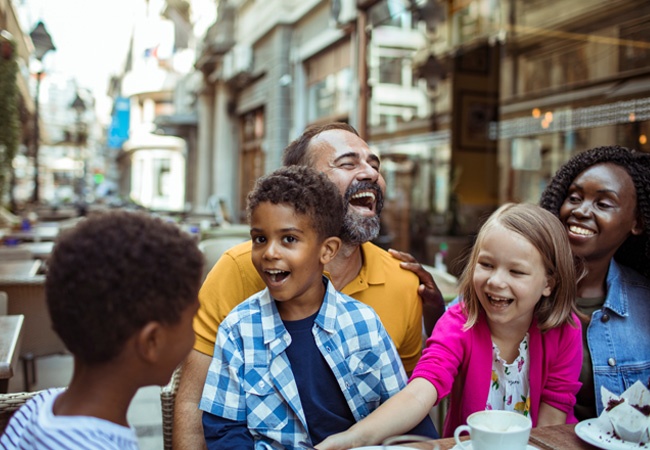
[{"x1": 349, "y1": 191, "x2": 376, "y2": 211}]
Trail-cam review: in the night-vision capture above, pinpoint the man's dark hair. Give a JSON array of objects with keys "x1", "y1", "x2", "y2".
[
  {"x1": 247, "y1": 166, "x2": 345, "y2": 240},
  {"x1": 282, "y1": 122, "x2": 359, "y2": 167},
  {"x1": 539, "y1": 145, "x2": 650, "y2": 277},
  {"x1": 46, "y1": 210, "x2": 204, "y2": 364}
]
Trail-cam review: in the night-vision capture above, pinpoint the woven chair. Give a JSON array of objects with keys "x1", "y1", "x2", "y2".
[
  {"x1": 161, "y1": 365, "x2": 183, "y2": 450},
  {"x1": 0, "y1": 390, "x2": 43, "y2": 433}
]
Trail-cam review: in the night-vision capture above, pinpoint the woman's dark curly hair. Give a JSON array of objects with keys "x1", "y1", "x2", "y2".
[
  {"x1": 247, "y1": 165, "x2": 345, "y2": 240},
  {"x1": 46, "y1": 210, "x2": 204, "y2": 364},
  {"x1": 539, "y1": 146, "x2": 650, "y2": 278}
]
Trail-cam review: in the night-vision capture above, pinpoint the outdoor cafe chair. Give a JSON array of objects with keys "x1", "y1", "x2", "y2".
[
  {"x1": 0, "y1": 390, "x2": 44, "y2": 433},
  {"x1": 161, "y1": 365, "x2": 183, "y2": 450}
]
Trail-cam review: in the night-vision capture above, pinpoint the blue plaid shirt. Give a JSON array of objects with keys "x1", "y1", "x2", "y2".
[{"x1": 199, "y1": 277, "x2": 407, "y2": 450}]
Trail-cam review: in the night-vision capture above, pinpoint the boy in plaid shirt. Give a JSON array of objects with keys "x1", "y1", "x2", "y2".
[{"x1": 199, "y1": 166, "x2": 436, "y2": 449}]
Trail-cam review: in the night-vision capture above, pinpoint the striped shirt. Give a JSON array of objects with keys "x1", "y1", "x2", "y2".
[
  {"x1": 199, "y1": 277, "x2": 407, "y2": 450},
  {"x1": 0, "y1": 389, "x2": 139, "y2": 449}
]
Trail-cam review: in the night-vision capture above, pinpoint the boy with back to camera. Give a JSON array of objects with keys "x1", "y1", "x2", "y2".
[
  {"x1": 0, "y1": 210, "x2": 204, "y2": 449},
  {"x1": 199, "y1": 166, "x2": 437, "y2": 449}
]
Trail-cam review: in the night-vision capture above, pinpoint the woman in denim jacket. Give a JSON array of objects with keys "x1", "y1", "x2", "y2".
[{"x1": 540, "y1": 146, "x2": 650, "y2": 421}]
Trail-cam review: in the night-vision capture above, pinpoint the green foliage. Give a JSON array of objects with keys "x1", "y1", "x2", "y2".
[{"x1": 0, "y1": 38, "x2": 19, "y2": 207}]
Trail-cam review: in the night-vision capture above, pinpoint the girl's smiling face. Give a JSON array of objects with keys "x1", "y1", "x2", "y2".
[
  {"x1": 473, "y1": 224, "x2": 553, "y2": 333},
  {"x1": 559, "y1": 163, "x2": 642, "y2": 264}
]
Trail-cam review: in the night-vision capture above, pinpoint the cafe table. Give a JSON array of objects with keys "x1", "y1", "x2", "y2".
[
  {"x1": 0, "y1": 260, "x2": 40, "y2": 281},
  {"x1": 0, "y1": 259, "x2": 64, "y2": 390},
  {"x1": 3, "y1": 223, "x2": 59, "y2": 242},
  {"x1": 0, "y1": 315, "x2": 24, "y2": 393},
  {"x1": 407, "y1": 424, "x2": 596, "y2": 449},
  {"x1": 15, "y1": 241, "x2": 54, "y2": 260}
]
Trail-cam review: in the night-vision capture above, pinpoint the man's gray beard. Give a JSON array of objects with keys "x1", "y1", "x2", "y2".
[{"x1": 340, "y1": 211, "x2": 381, "y2": 246}]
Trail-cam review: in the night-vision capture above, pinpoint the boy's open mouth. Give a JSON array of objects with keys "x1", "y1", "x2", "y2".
[{"x1": 265, "y1": 269, "x2": 289, "y2": 283}]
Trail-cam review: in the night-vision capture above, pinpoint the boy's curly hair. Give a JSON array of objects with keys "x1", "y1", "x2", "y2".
[
  {"x1": 247, "y1": 166, "x2": 345, "y2": 240},
  {"x1": 46, "y1": 210, "x2": 204, "y2": 364},
  {"x1": 539, "y1": 146, "x2": 650, "y2": 278}
]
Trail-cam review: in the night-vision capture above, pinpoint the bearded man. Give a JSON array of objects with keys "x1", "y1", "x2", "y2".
[{"x1": 174, "y1": 122, "x2": 444, "y2": 449}]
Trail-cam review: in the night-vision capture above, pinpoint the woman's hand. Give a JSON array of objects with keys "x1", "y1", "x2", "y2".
[{"x1": 388, "y1": 249, "x2": 445, "y2": 335}]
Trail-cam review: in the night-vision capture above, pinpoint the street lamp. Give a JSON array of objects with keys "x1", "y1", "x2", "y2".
[
  {"x1": 70, "y1": 92, "x2": 87, "y2": 201},
  {"x1": 29, "y1": 21, "x2": 56, "y2": 204}
]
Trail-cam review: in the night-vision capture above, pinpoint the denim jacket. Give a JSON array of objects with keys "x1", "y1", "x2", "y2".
[{"x1": 587, "y1": 259, "x2": 650, "y2": 414}]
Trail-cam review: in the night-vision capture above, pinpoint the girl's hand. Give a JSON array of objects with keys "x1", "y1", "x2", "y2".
[{"x1": 315, "y1": 430, "x2": 359, "y2": 450}]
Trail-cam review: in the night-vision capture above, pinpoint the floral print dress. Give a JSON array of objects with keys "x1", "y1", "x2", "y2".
[{"x1": 486, "y1": 333, "x2": 531, "y2": 417}]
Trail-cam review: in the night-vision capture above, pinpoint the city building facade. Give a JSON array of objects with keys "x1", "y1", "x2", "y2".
[
  {"x1": 109, "y1": 0, "x2": 215, "y2": 212},
  {"x1": 110, "y1": 0, "x2": 650, "y2": 270}
]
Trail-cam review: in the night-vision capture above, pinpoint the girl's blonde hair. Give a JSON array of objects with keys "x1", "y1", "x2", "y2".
[{"x1": 459, "y1": 203, "x2": 577, "y2": 332}]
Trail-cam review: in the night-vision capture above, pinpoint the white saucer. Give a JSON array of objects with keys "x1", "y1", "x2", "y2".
[
  {"x1": 350, "y1": 447, "x2": 416, "y2": 450},
  {"x1": 451, "y1": 443, "x2": 538, "y2": 450},
  {"x1": 575, "y1": 418, "x2": 650, "y2": 450}
]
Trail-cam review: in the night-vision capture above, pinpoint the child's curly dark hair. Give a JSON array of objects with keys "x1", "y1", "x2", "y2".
[
  {"x1": 247, "y1": 166, "x2": 345, "y2": 240},
  {"x1": 539, "y1": 146, "x2": 650, "y2": 278},
  {"x1": 46, "y1": 210, "x2": 204, "y2": 364}
]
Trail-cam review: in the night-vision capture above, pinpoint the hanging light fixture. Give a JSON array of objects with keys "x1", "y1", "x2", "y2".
[{"x1": 29, "y1": 21, "x2": 56, "y2": 203}]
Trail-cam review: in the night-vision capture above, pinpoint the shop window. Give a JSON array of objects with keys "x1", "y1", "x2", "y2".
[
  {"x1": 306, "y1": 41, "x2": 352, "y2": 123},
  {"x1": 619, "y1": 19, "x2": 650, "y2": 72},
  {"x1": 239, "y1": 109, "x2": 265, "y2": 221}
]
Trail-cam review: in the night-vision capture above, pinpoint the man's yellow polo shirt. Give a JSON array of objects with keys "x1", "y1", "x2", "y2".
[{"x1": 193, "y1": 241, "x2": 424, "y2": 372}]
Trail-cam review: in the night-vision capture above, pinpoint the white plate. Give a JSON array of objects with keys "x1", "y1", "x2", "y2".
[
  {"x1": 575, "y1": 419, "x2": 650, "y2": 449},
  {"x1": 350, "y1": 447, "x2": 418, "y2": 450},
  {"x1": 450, "y1": 443, "x2": 538, "y2": 450}
]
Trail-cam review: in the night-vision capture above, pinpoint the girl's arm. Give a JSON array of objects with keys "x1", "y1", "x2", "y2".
[
  {"x1": 316, "y1": 378, "x2": 438, "y2": 450},
  {"x1": 539, "y1": 315, "x2": 583, "y2": 422},
  {"x1": 536, "y1": 402, "x2": 567, "y2": 427}
]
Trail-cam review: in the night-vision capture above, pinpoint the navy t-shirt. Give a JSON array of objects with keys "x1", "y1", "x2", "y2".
[
  {"x1": 203, "y1": 311, "x2": 438, "y2": 448},
  {"x1": 284, "y1": 311, "x2": 356, "y2": 443}
]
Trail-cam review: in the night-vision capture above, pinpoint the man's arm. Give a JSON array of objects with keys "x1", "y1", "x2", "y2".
[
  {"x1": 388, "y1": 249, "x2": 445, "y2": 336},
  {"x1": 173, "y1": 350, "x2": 212, "y2": 450},
  {"x1": 176, "y1": 242, "x2": 262, "y2": 449}
]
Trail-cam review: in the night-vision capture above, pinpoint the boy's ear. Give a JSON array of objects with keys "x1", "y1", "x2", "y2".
[
  {"x1": 320, "y1": 236, "x2": 341, "y2": 265},
  {"x1": 135, "y1": 322, "x2": 164, "y2": 363}
]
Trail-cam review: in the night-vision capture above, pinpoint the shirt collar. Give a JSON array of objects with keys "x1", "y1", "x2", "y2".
[
  {"x1": 604, "y1": 259, "x2": 628, "y2": 317},
  {"x1": 258, "y1": 276, "x2": 337, "y2": 343},
  {"x1": 361, "y1": 242, "x2": 385, "y2": 285},
  {"x1": 339, "y1": 242, "x2": 386, "y2": 297},
  {"x1": 314, "y1": 276, "x2": 339, "y2": 334},
  {"x1": 259, "y1": 289, "x2": 287, "y2": 345}
]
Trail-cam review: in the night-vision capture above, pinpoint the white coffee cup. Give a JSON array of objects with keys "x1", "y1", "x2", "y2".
[{"x1": 453, "y1": 410, "x2": 532, "y2": 450}]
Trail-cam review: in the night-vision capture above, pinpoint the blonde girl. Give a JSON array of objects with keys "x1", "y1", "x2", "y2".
[{"x1": 317, "y1": 203, "x2": 582, "y2": 448}]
